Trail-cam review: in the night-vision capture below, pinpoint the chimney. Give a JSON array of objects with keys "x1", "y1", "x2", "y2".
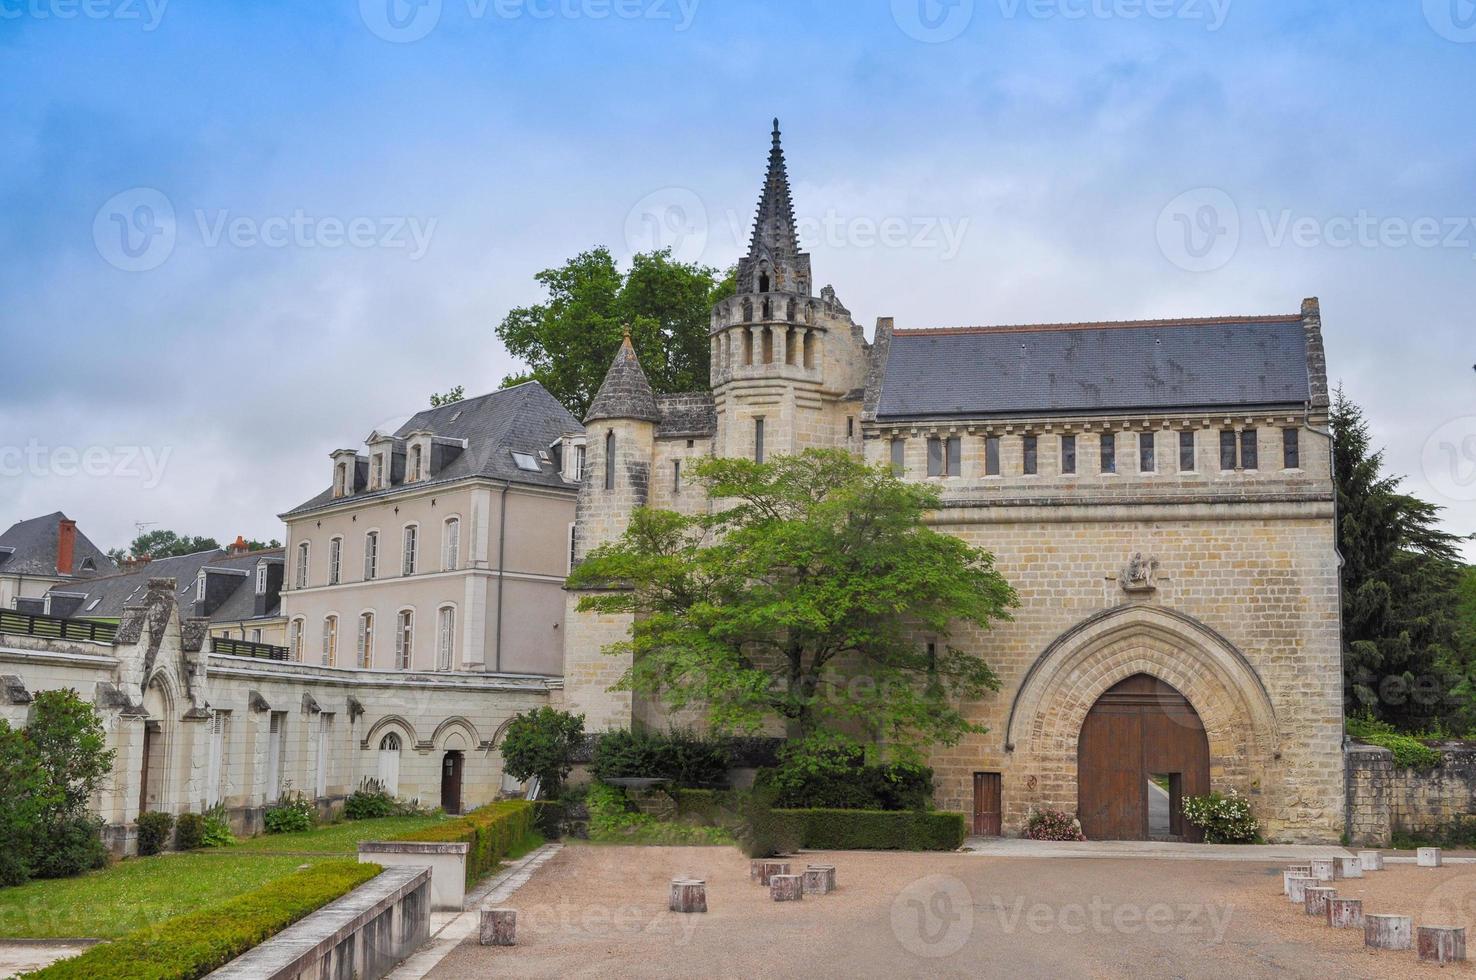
[
  {"x1": 56, "y1": 518, "x2": 77, "y2": 576},
  {"x1": 121, "y1": 554, "x2": 153, "y2": 573},
  {"x1": 228, "y1": 535, "x2": 250, "y2": 556}
]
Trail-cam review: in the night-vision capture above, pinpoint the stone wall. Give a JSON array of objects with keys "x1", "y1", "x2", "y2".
[{"x1": 1345, "y1": 741, "x2": 1476, "y2": 846}]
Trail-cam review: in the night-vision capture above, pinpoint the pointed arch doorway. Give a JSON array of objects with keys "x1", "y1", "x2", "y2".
[{"x1": 1077, "y1": 674, "x2": 1210, "y2": 842}]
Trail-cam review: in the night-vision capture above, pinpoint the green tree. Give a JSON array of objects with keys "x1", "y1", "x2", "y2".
[
  {"x1": 1333, "y1": 389, "x2": 1470, "y2": 729},
  {"x1": 568, "y1": 450, "x2": 1018, "y2": 761},
  {"x1": 430, "y1": 385, "x2": 465, "y2": 407},
  {"x1": 0, "y1": 721, "x2": 47, "y2": 885},
  {"x1": 498, "y1": 707, "x2": 586, "y2": 795},
  {"x1": 28, "y1": 689, "x2": 114, "y2": 824},
  {"x1": 113, "y1": 529, "x2": 221, "y2": 561},
  {"x1": 495, "y1": 247, "x2": 734, "y2": 419}
]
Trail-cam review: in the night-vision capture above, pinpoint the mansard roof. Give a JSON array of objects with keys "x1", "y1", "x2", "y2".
[
  {"x1": 0, "y1": 512, "x2": 115, "y2": 579},
  {"x1": 43, "y1": 547, "x2": 284, "y2": 623},
  {"x1": 585, "y1": 333, "x2": 662, "y2": 424},
  {"x1": 875, "y1": 312, "x2": 1319, "y2": 421}
]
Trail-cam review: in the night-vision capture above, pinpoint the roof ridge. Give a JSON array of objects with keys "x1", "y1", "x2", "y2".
[{"x1": 896, "y1": 313, "x2": 1303, "y2": 337}]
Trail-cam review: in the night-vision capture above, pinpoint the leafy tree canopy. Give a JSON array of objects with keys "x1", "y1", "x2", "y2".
[
  {"x1": 495, "y1": 247, "x2": 735, "y2": 419},
  {"x1": 430, "y1": 385, "x2": 465, "y2": 407},
  {"x1": 109, "y1": 529, "x2": 222, "y2": 562},
  {"x1": 567, "y1": 450, "x2": 1018, "y2": 761},
  {"x1": 498, "y1": 706, "x2": 585, "y2": 795}
]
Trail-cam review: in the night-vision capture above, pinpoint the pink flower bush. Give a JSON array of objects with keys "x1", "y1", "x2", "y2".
[{"x1": 1023, "y1": 807, "x2": 1087, "y2": 841}]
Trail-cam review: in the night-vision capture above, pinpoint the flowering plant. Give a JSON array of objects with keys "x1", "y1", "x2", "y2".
[
  {"x1": 1023, "y1": 807, "x2": 1087, "y2": 841},
  {"x1": 1182, "y1": 789, "x2": 1260, "y2": 843}
]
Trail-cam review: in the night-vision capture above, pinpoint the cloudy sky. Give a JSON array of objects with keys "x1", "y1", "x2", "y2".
[{"x1": 2, "y1": 0, "x2": 1473, "y2": 559}]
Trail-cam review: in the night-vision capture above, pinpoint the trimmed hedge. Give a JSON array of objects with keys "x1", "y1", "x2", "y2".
[
  {"x1": 778, "y1": 808, "x2": 967, "y2": 851},
  {"x1": 393, "y1": 801, "x2": 534, "y2": 889},
  {"x1": 30, "y1": 861, "x2": 381, "y2": 980}
]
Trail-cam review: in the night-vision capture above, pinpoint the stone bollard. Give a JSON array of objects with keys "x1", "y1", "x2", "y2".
[
  {"x1": 479, "y1": 908, "x2": 516, "y2": 947},
  {"x1": 802, "y1": 865, "x2": 836, "y2": 895},
  {"x1": 1365, "y1": 914, "x2": 1413, "y2": 951},
  {"x1": 1418, "y1": 926, "x2": 1467, "y2": 964},
  {"x1": 770, "y1": 874, "x2": 804, "y2": 902},
  {"x1": 1309, "y1": 858, "x2": 1337, "y2": 882},
  {"x1": 1283, "y1": 866, "x2": 1311, "y2": 894},
  {"x1": 669, "y1": 878, "x2": 707, "y2": 914},
  {"x1": 1418, "y1": 847, "x2": 1443, "y2": 868},
  {"x1": 1304, "y1": 887, "x2": 1336, "y2": 917},
  {"x1": 1287, "y1": 876, "x2": 1318, "y2": 904},
  {"x1": 1336, "y1": 856, "x2": 1363, "y2": 879},
  {"x1": 753, "y1": 860, "x2": 790, "y2": 886},
  {"x1": 1326, "y1": 898, "x2": 1364, "y2": 929},
  {"x1": 1357, "y1": 850, "x2": 1384, "y2": 872}
]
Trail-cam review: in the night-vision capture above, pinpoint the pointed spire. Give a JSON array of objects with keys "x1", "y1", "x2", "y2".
[
  {"x1": 585, "y1": 328, "x2": 661, "y2": 424},
  {"x1": 748, "y1": 117, "x2": 801, "y2": 260}
]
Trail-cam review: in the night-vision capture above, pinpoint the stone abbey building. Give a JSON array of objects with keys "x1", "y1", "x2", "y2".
[{"x1": 565, "y1": 121, "x2": 1344, "y2": 842}]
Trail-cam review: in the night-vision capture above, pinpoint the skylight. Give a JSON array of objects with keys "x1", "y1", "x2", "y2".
[{"x1": 510, "y1": 451, "x2": 541, "y2": 472}]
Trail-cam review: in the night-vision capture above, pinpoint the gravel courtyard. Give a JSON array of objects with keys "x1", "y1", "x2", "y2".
[{"x1": 430, "y1": 845, "x2": 1476, "y2": 979}]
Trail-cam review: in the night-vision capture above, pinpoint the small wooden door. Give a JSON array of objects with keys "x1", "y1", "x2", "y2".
[
  {"x1": 441, "y1": 751, "x2": 464, "y2": 815},
  {"x1": 138, "y1": 723, "x2": 154, "y2": 815},
  {"x1": 972, "y1": 772, "x2": 1002, "y2": 836}
]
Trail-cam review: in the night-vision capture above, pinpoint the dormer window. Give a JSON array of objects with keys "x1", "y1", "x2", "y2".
[
  {"x1": 510, "y1": 451, "x2": 540, "y2": 472},
  {"x1": 195, "y1": 571, "x2": 207, "y2": 603},
  {"x1": 255, "y1": 562, "x2": 268, "y2": 595},
  {"x1": 335, "y1": 462, "x2": 349, "y2": 497},
  {"x1": 371, "y1": 454, "x2": 384, "y2": 490},
  {"x1": 409, "y1": 445, "x2": 423, "y2": 482}
]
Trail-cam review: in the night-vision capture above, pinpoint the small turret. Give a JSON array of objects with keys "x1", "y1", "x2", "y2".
[{"x1": 574, "y1": 328, "x2": 658, "y2": 563}]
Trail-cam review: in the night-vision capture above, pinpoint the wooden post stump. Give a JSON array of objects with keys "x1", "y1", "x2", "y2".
[
  {"x1": 1418, "y1": 847, "x2": 1444, "y2": 868},
  {"x1": 669, "y1": 878, "x2": 707, "y2": 914},
  {"x1": 1304, "y1": 887, "x2": 1336, "y2": 917},
  {"x1": 1357, "y1": 850, "x2": 1384, "y2": 871},
  {"x1": 1336, "y1": 856, "x2": 1363, "y2": 879},
  {"x1": 770, "y1": 874, "x2": 804, "y2": 902},
  {"x1": 1309, "y1": 858, "x2": 1336, "y2": 882},
  {"x1": 1287, "y1": 876, "x2": 1317, "y2": 904},
  {"x1": 755, "y1": 860, "x2": 790, "y2": 885},
  {"x1": 803, "y1": 865, "x2": 836, "y2": 895},
  {"x1": 1418, "y1": 926, "x2": 1467, "y2": 964},
  {"x1": 479, "y1": 908, "x2": 517, "y2": 947},
  {"x1": 1365, "y1": 914, "x2": 1413, "y2": 950},
  {"x1": 1326, "y1": 898, "x2": 1364, "y2": 929}
]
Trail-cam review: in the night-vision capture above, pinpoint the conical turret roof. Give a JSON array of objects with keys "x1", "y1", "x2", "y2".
[{"x1": 585, "y1": 330, "x2": 661, "y2": 424}]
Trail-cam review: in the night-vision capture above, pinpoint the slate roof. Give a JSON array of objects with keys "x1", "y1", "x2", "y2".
[
  {"x1": 586, "y1": 334, "x2": 661, "y2": 424},
  {"x1": 655, "y1": 393, "x2": 717, "y2": 438},
  {"x1": 44, "y1": 547, "x2": 284, "y2": 623},
  {"x1": 875, "y1": 315, "x2": 1313, "y2": 420},
  {"x1": 0, "y1": 512, "x2": 115, "y2": 579},
  {"x1": 284, "y1": 381, "x2": 583, "y2": 517}
]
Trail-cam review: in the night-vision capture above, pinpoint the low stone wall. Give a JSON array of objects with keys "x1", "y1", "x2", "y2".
[
  {"x1": 358, "y1": 840, "x2": 469, "y2": 911},
  {"x1": 207, "y1": 865, "x2": 430, "y2": 980},
  {"x1": 1345, "y1": 741, "x2": 1476, "y2": 846}
]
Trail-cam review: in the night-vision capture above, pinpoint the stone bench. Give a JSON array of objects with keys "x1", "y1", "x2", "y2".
[{"x1": 358, "y1": 841, "x2": 469, "y2": 911}]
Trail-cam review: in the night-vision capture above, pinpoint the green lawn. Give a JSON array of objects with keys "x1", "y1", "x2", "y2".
[{"x1": 0, "y1": 816, "x2": 446, "y2": 939}]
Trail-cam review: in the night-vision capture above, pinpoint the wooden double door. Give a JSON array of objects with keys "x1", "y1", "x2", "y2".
[{"x1": 1077, "y1": 674, "x2": 1210, "y2": 842}]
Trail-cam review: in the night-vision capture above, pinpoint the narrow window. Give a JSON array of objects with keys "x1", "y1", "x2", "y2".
[
  {"x1": 567, "y1": 522, "x2": 576, "y2": 573},
  {"x1": 1240, "y1": 429, "x2": 1259, "y2": 471},
  {"x1": 295, "y1": 542, "x2": 309, "y2": 589},
  {"x1": 250, "y1": 628, "x2": 261, "y2": 643},
  {"x1": 1022, "y1": 435, "x2": 1038, "y2": 476},
  {"x1": 927, "y1": 437, "x2": 943, "y2": 477},
  {"x1": 289, "y1": 619, "x2": 304, "y2": 661},
  {"x1": 409, "y1": 444, "x2": 422, "y2": 481},
  {"x1": 1100, "y1": 433, "x2": 1117, "y2": 474},
  {"x1": 437, "y1": 606, "x2": 455, "y2": 671},
  {"x1": 195, "y1": 571, "x2": 206, "y2": 603},
  {"x1": 803, "y1": 330, "x2": 815, "y2": 368},
  {"x1": 1179, "y1": 431, "x2": 1196, "y2": 472},
  {"x1": 846, "y1": 417, "x2": 855, "y2": 439},
  {"x1": 442, "y1": 517, "x2": 460, "y2": 571},
  {"x1": 321, "y1": 615, "x2": 337, "y2": 667},
  {"x1": 573, "y1": 444, "x2": 586, "y2": 481},
  {"x1": 673, "y1": 459, "x2": 681, "y2": 493},
  {"x1": 754, "y1": 418, "x2": 765, "y2": 463},
  {"x1": 985, "y1": 436, "x2": 1001, "y2": 476},
  {"x1": 255, "y1": 562, "x2": 267, "y2": 595},
  {"x1": 402, "y1": 525, "x2": 418, "y2": 576},
  {"x1": 1283, "y1": 427, "x2": 1301, "y2": 469},
  {"x1": 396, "y1": 610, "x2": 413, "y2": 670},
  {"x1": 743, "y1": 329, "x2": 754, "y2": 366},
  {"x1": 371, "y1": 454, "x2": 384, "y2": 489},
  {"x1": 946, "y1": 436, "x2": 961, "y2": 477},
  {"x1": 604, "y1": 431, "x2": 615, "y2": 490},
  {"x1": 358, "y1": 613, "x2": 374, "y2": 669},
  {"x1": 890, "y1": 438, "x2": 905, "y2": 477},
  {"x1": 364, "y1": 531, "x2": 378, "y2": 580},
  {"x1": 1220, "y1": 430, "x2": 1238, "y2": 470},
  {"x1": 1139, "y1": 432, "x2": 1155, "y2": 473},
  {"x1": 1061, "y1": 434, "x2": 1077, "y2": 475},
  {"x1": 328, "y1": 537, "x2": 342, "y2": 585}
]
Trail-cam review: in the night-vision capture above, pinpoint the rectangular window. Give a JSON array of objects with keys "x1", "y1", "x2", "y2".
[
  {"x1": 1220, "y1": 430, "x2": 1238, "y2": 471},
  {"x1": 207, "y1": 710, "x2": 229, "y2": 807},
  {"x1": 573, "y1": 444, "x2": 586, "y2": 481},
  {"x1": 266, "y1": 712, "x2": 286, "y2": 803},
  {"x1": 890, "y1": 438, "x2": 905, "y2": 477},
  {"x1": 289, "y1": 619, "x2": 303, "y2": 661},
  {"x1": 985, "y1": 436, "x2": 1000, "y2": 476},
  {"x1": 927, "y1": 437, "x2": 943, "y2": 477},
  {"x1": 364, "y1": 531, "x2": 378, "y2": 580},
  {"x1": 846, "y1": 417, "x2": 854, "y2": 439},
  {"x1": 1240, "y1": 429, "x2": 1259, "y2": 471},
  {"x1": 604, "y1": 432, "x2": 615, "y2": 490},
  {"x1": 754, "y1": 418, "x2": 765, "y2": 463},
  {"x1": 673, "y1": 459, "x2": 681, "y2": 493},
  {"x1": 315, "y1": 713, "x2": 331, "y2": 798},
  {"x1": 195, "y1": 571, "x2": 206, "y2": 603},
  {"x1": 1180, "y1": 431, "x2": 1196, "y2": 472},
  {"x1": 442, "y1": 518, "x2": 460, "y2": 571},
  {"x1": 358, "y1": 613, "x2": 374, "y2": 669},
  {"x1": 1283, "y1": 427, "x2": 1301, "y2": 469},
  {"x1": 255, "y1": 563, "x2": 267, "y2": 595},
  {"x1": 1061, "y1": 434, "x2": 1076, "y2": 475},
  {"x1": 371, "y1": 454, "x2": 384, "y2": 489},
  {"x1": 396, "y1": 611, "x2": 413, "y2": 670},
  {"x1": 437, "y1": 607, "x2": 455, "y2": 671},
  {"x1": 946, "y1": 436, "x2": 961, "y2": 477},
  {"x1": 567, "y1": 522, "x2": 576, "y2": 573},
  {"x1": 328, "y1": 538, "x2": 341, "y2": 585},
  {"x1": 295, "y1": 542, "x2": 309, "y2": 589},
  {"x1": 321, "y1": 615, "x2": 337, "y2": 667},
  {"x1": 1100, "y1": 433, "x2": 1116, "y2": 474},
  {"x1": 1139, "y1": 432, "x2": 1156, "y2": 473},
  {"x1": 402, "y1": 526, "x2": 417, "y2": 576},
  {"x1": 1022, "y1": 435, "x2": 1038, "y2": 476}
]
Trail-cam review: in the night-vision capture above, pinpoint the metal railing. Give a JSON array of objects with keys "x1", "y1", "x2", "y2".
[
  {"x1": 0, "y1": 609, "x2": 117, "y2": 643},
  {"x1": 210, "y1": 636, "x2": 291, "y2": 661}
]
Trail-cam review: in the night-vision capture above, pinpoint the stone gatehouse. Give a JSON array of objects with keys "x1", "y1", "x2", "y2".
[{"x1": 563, "y1": 120, "x2": 1345, "y2": 843}]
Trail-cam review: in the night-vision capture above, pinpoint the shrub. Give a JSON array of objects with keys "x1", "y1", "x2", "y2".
[
  {"x1": 136, "y1": 811, "x2": 175, "y2": 856},
  {"x1": 175, "y1": 813, "x2": 206, "y2": 851},
  {"x1": 30, "y1": 861, "x2": 381, "y2": 980},
  {"x1": 344, "y1": 778, "x2": 398, "y2": 820},
  {"x1": 733, "y1": 787, "x2": 803, "y2": 858},
  {"x1": 263, "y1": 791, "x2": 315, "y2": 834},
  {"x1": 499, "y1": 707, "x2": 585, "y2": 796},
  {"x1": 1182, "y1": 790, "x2": 1260, "y2": 844},
  {"x1": 201, "y1": 805, "x2": 236, "y2": 848},
  {"x1": 531, "y1": 800, "x2": 565, "y2": 839},
  {"x1": 756, "y1": 741, "x2": 934, "y2": 811},
  {"x1": 591, "y1": 728, "x2": 731, "y2": 788},
  {"x1": 394, "y1": 801, "x2": 535, "y2": 889},
  {"x1": 778, "y1": 808, "x2": 967, "y2": 851},
  {"x1": 31, "y1": 815, "x2": 108, "y2": 878},
  {"x1": 1347, "y1": 716, "x2": 1443, "y2": 769},
  {"x1": 1023, "y1": 808, "x2": 1086, "y2": 842},
  {"x1": 586, "y1": 782, "x2": 733, "y2": 846}
]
